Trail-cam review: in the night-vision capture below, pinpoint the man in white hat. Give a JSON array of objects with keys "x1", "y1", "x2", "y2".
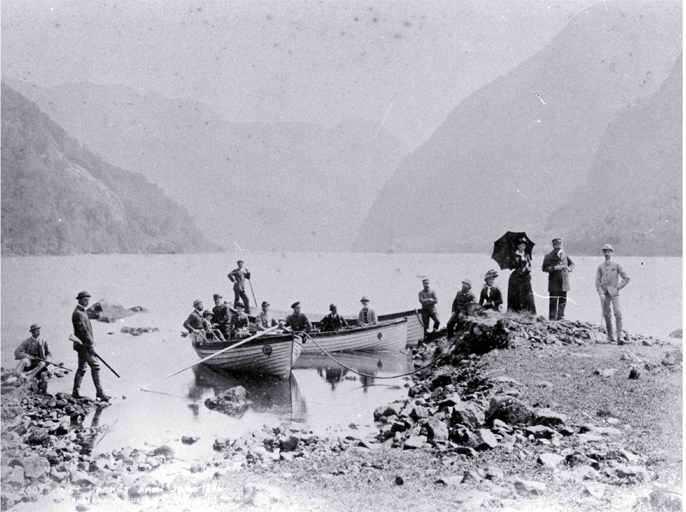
[
  {"x1": 542, "y1": 237, "x2": 575, "y2": 321},
  {"x1": 357, "y1": 297, "x2": 378, "y2": 327},
  {"x1": 595, "y1": 244, "x2": 630, "y2": 343},
  {"x1": 14, "y1": 323, "x2": 52, "y2": 393},
  {"x1": 418, "y1": 278, "x2": 440, "y2": 336}
]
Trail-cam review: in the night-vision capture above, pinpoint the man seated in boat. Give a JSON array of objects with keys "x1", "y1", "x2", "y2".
[
  {"x1": 319, "y1": 304, "x2": 348, "y2": 332},
  {"x1": 229, "y1": 302, "x2": 251, "y2": 339},
  {"x1": 255, "y1": 301, "x2": 279, "y2": 332},
  {"x1": 283, "y1": 302, "x2": 312, "y2": 334},
  {"x1": 183, "y1": 299, "x2": 206, "y2": 337},
  {"x1": 212, "y1": 293, "x2": 235, "y2": 340},
  {"x1": 202, "y1": 310, "x2": 226, "y2": 341},
  {"x1": 13, "y1": 323, "x2": 53, "y2": 394},
  {"x1": 357, "y1": 296, "x2": 378, "y2": 327}
]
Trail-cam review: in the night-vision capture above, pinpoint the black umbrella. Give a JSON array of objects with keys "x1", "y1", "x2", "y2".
[{"x1": 491, "y1": 231, "x2": 535, "y2": 270}]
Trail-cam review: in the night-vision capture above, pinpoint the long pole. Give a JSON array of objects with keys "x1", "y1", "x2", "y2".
[
  {"x1": 141, "y1": 324, "x2": 280, "y2": 390},
  {"x1": 248, "y1": 279, "x2": 258, "y2": 310},
  {"x1": 69, "y1": 335, "x2": 121, "y2": 378}
]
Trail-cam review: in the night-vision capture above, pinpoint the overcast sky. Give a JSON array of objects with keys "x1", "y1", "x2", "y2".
[{"x1": 2, "y1": 0, "x2": 594, "y2": 148}]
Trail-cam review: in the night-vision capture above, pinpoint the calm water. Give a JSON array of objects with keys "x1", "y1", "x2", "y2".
[{"x1": 1, "y1": 252, "x2": 681, "y2": 458}]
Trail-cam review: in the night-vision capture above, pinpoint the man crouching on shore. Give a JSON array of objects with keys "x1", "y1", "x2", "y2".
[{"x1": 14, "y1": 323, "x2": 52, "y2": 394}]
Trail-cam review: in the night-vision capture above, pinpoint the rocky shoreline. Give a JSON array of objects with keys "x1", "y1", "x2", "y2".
[{"x1": 1, "y1": 314, "x2": 682, "y2": 511}]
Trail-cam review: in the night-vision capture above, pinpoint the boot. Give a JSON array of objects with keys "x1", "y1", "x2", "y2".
[
  {"x1": 38, "y1": 376, "x2": 49, "y2": 395},
  {"x1": 72, "y1": 372, "x2": 88, "y2": 399},
  {"x1": 92, "y1": 371, "x2": 110, "y2": 402}
]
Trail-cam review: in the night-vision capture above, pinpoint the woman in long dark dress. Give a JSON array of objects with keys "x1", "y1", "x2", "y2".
[{"x1": 507, "y1": 239, "x2": 537, "y2": 314}]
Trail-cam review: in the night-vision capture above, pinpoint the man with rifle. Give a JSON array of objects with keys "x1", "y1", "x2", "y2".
[
  {"x1": 14, "y1": 323, "x2": 52, "y2": 394},
  {"x1": 72, "y1": 290, "x2": 110, "y2": 401}
]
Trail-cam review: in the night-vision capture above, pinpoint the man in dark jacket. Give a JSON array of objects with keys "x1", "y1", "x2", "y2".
[
  {"x1": 72, "y1": 291, "x2": 109, "y2": 401},
  {"x1": 14, "y1": 323, "x2": 52, "y2": 393},
  {"x1": 183, "y1": 299, "x2": 206, "y2": 334},
  {"x1": 542, "y1": 238, "x2": 575, "y2": 321},
  {"x1": 228, "y1": 260, "x2": 251, "y2": 313},
  {"x1": 212, "y1": 294, "x2": 234, "y2": 339},
  {"x1": 319, "y1": 304, "x2": 348, "y2": 332},
  {"x1": 447, "y1": 279, "x2": 476, "y2": 338}
]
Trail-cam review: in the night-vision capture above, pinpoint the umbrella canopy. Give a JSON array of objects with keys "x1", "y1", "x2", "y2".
[{"x1": 492, "y1": 232, "x2": 535, "y2": 270}]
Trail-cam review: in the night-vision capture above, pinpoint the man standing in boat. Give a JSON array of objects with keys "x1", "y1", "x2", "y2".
[
  {"x1": 319, "y1": 304, "x2": 349, "y2": 331},
  {"x1": 284, "y1": 302, "x2": 313, "y2": 334},
  {"x1": 418, "y1": 278, "x2": 440, "y2": 336},
  {"x1": 183, "y1": 299, "x2": 206, "y2": 335},
  {"x1": 228, "y1": 260, "x2": 251, "y2": 313},
  {"x1": 357, "y1": 297, "x2": 378, "y2": 327},
  {"x1": 255, "y1": 301, "x2": 278, "y2": 331},
  {"x1": 71, "y1": 291, "x2": 110, "y2": 401}
]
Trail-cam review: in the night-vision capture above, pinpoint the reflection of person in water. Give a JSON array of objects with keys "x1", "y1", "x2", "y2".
[
  {"x1": 76, "y1": 404, "x2": 107, "y2": 456},
  {"x1": 316, "y1": 366, "x2": 348, "y2": 391},
  {"x1": 360, "y1": 374, "x2": 375, "y2": 392}
]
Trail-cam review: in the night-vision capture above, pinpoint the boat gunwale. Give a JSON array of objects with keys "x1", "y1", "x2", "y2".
[{"x1": 308, "y1": 317, "x2": 407, "y2": 338}]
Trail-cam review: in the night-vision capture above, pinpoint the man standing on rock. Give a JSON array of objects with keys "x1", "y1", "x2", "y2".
[
  {"x1": 447, "y1": 279, "x2": 476, "y2": 339},
  {"x1": 542, "y1": 237, "x2": 575, "y2": 321},
  {"x1": 228, "y1": 260, "x2": 251, "y2": 313},
  {"x1": 72, "y1": 291, "x2": 110, "y2": 401},
  {"x1": 418, "y1": 278, "x2": 440, "y2": 337},
  {"x1": 595, "y1": 244, "x2": 630, "y2": 343}
]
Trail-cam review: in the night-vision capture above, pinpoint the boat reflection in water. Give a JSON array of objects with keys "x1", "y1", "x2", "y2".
[
  {"x1": 293, "y1": 350, "x2": 412, "y2": 392},
  {"x1": 189, "y1": 365, "x2": 307, "y2": 423}
]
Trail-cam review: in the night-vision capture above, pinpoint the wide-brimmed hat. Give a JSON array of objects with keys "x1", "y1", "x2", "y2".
[
  {"x1": 360, "y1": 296, "x2": 370, "y2": 303},
  {"x1": 329, "y1": 303, "x2": 337, "y2": 310},
  {"x1": 291, "y1": 301, "x2": 300, "y2": 309},
  {"x1": 602, "y1": 244, "x2": 614, "y2": 252},
  {"x1": 203, "y1": 310, "x2": 213, "y2": 317},
  {"x1": 193, "y1": 299, "x2": 203, "y2": 307},
  {"x1": 76, "y1": 291, "x2": 91, "y2": 300},
  {"x1": 29, "y1": 323, "x2": 41, "y2": 332},
  {"x1": 462, "y1": 279, "x2": 472, "y2": 287},
  {"x1": 237, "y1": 260, "x2": 244, "y2": 264},
  {"x1": 235, "y1": 302, "x2": 245, "y2": 309},
  {"x1": 484, "y1": 269, "x2": 498, "y2": 280},
  {"x1": 517, "y1": 237, "x2": 528, "y2": 245}
]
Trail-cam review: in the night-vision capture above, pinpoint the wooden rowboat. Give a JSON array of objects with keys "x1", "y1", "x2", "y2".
[
  {"x1": 301, "y1": 318, "x2": 407, "y2": 355},
  {"x1": 190, "y1": 332, "x2": 302, "y2": 379},
  {"x1": 377, "y1": 310, "x2": 425, "y2": 347}
]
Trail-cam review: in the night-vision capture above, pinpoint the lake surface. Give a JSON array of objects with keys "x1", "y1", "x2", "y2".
[{"x1": 1, "y1": 252, "x2": 681, "y2": 459}]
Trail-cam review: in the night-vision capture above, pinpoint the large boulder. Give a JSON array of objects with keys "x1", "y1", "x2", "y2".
[
  {"x1": 486, "y1": 395, "x2": 534, "y2": 426},
  {"x1": 451, "y1": 401, "x2": 484, "y2": 429},
  {"x1": 205, "y1": 386, "x2": 250, "y2": 416}
]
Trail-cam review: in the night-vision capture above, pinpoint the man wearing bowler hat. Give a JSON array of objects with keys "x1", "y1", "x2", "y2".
[
  {"x1": 72, "y1": 291, "x2": 110, "y2": 401},
  {"x1": 319, "y1": 304, "x2": 349, "y2": 332},
  {"x1": 542, "y1": 237, "x2": 575, "y2": 321},
  {"x1": 228, "y1": 260, "x2": 251, "y2": 313},
  {"x1": 14, "y1": 323, "x2": 52, "y2": 394},
  {"x1": 357, "y1": 297, "x2": 378, "y2": 327},
  {"x1": 595, "y1": 244, "x2": 630, "y2": 343},
  {"x1": 183, "y1": 299, "x2": 206, "y2": 335}
]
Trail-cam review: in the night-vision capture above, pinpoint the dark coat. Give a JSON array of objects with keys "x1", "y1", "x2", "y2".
[
  {"x1": 72, "y1": 306, "x2": 95, "y2": 349},
  {"x1": 183, "y1": 309, "x2": 205, "y2": 333},
  {"x1": 542, "y1": 250, "x2": 575, "y2": 292}
]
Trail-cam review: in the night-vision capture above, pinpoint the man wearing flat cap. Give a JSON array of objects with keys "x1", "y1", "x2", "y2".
[
  {"x1": 228, "y1": 260, "x2": 251, "y2": 313},
  {"x1": 212, "y1": 294, "x2": 235, "y2": 339},
  {"x1": 447, "y1": 280, "x2": 476, "y2": 338},
  {"x1": 14, "y1": 323, "x2": 52, "y2": 394},
  {"x1": 255, "y1": 301, "x2": 278, "y2": 331},
  {"x1": 418, "y1": 278, "x2": 440, "y2": 337},
  {"x1": 357, "y1": 297, "x2": 378, "y2": 327},
  {"x1": 72, "y1": 291, "x2": 109, "y2": 401},
  {"x1": 542, "y1": 237, "x2": 575, "y2": 321},
  {"x1": 284, "y1": 302, "x2": 312, "y2": 333},
  {"x1": 319, "y1": 304, "x2": 349, "y2": 332},
  {"x1": 595, "y1": 244, "x2": 630, "y2": 343}
]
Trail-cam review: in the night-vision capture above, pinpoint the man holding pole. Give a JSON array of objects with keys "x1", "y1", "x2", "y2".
[
  {"x1": 72, "y1": 290, "x2": 110, "y2": 401},
  {"x1": 228, "y1": 260, "x2": 251, "y2": 313},
  {"x1": 14, "y1": 323, "x2": 52, "y2": 394}
]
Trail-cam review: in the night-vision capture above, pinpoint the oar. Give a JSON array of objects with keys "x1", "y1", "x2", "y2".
[
  {"x1": 140, "y1": 324, "x2": 280, "y2": 390},
  {"x1": 248, "y1": 279, "x2": 258, "y2": 310},
  {"x1": 69, "y1": 335, "x2": 121, "y2": 378}
]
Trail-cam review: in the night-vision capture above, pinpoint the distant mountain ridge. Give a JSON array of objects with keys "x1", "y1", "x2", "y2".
[
  {"x1": 353, "y1": 1, "x2": 682, "y2": 254},
  {"x1": 1, "y1": 83, "x2": 218, "y2": 255},
  {"x1": 6, "y1": 79, "x2": 410, "y2": 252},
  {"x1": 545, "y1": 54, "x2": 682, "y2": 256}
]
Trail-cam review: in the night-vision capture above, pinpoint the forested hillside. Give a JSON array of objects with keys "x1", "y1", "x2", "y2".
[{"x1": 1, "y1": 83, "x2": 218, "y2": 255}]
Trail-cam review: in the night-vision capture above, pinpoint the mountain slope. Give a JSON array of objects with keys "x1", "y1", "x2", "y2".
[
  {"x1": 545, "y1": 55, "x2": 682, "y2": 256},
  {"x1": 353, "y1": 1, "x2": 682, "y2": 253},
  {"x1": 1, "y1": 83, "x2": 218, "y2": 255},
  {"x1": 6, "y1": 80, "x2": 410, "y2": 251}
]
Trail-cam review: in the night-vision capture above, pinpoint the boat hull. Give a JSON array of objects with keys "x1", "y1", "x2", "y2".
[
  {"x1": 191, "y1": 333, "x2": 302, "y2": 379},
  {"x1": 377, "y1": 310, "x2": 425, "y2": 347},
  {"x1": 302, "y1": 318, "x2": 407, "y2": 355}
]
